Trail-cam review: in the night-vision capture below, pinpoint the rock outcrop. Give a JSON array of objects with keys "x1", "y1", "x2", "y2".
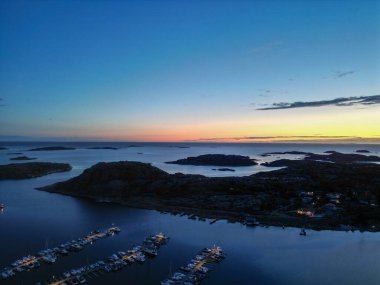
[{"x1": 166, "y1": 154, "x2": 257, "y2": 166}]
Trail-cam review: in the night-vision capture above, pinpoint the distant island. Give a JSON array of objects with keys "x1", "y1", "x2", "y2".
[
  {"x1": 262, "y1": 150, "x2": 380, "y2": 164},
  {"x1": 28, "y1": 146, "x2": 76, "y2": 151},
  {"x1": 0, "y1": 147, "x2": 7, "y2": 150},
  {"x1": 212, "y1": 168, "x2": 235, "y2": 172},
  {"x1": 9, "y1": 155, "x2": 36, "y2": 161},
  {"x1": 356, "y1": 149, "x2": 371, "y2": 153},
  {"x1": 87, "y1": 147, "x2": 118, "y2": 150},
  {"x1": 0, "y1": 162, "x2": 72, "y2": 180},
  {"x1": 39, "y1": 151, "x2": 380, "y2": 232},
  {"x1": 166, "y1": 154, "x2": 257, "y2": 166}
]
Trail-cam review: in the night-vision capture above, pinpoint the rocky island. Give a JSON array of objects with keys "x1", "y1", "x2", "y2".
[
  {"x1": 87, "y1": 147, "x2": 118, "y2": 150},
  {"x1": 39, "y1": 151, "x2": 380, "y2": 231},
  {"x1": 166, "y1": 154, "x2": 257, "y2": 166},
  {"x1": 0, "y1": 162, "x2": 72, "y2": 180},
  {"x1": 28, "y1": 146, "x2": 76, "y2": 151},
  {"x1": 9, "y1": 155, "x2": 36, "y2": 161}
]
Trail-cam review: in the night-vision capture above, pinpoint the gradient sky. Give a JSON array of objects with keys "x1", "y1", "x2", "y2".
[{"x1": 1, "y1": 0, "x2": 379, "y2": 142}]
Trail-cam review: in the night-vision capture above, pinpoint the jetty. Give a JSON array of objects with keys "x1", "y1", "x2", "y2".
[
  {"x1": 43, "y1": 233, "x2": 169, "y2": 285},
  {"x1": 0, "y1": 226, "x2": 121, "y2": 281},
  {"x1": 161, "y1": 245, "x2": 225, "y2": 285}
]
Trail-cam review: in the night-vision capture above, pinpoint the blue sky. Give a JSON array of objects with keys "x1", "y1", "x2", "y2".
[{"x1": 1, "y1": 0, "x2": 379, "y2": 142}]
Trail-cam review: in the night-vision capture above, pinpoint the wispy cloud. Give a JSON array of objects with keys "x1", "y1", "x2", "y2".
[
  {"x1": 0, "y1": 98, "x2": 6, "y2": 107},
  {"x1": 187, "y1": 135, "x2": 380, "y2": 143},
  {"x1": 195, "y1": 135, "x2": 361, "y2": 141},
  {"x1": 257, "y1": 95, "x2": 380, "y2": 110},
  {"x1": 335, "y1": 70, "x2": 355, "y2": 78}
]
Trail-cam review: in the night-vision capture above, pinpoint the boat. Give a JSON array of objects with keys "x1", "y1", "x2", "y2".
[
  {"x1": 78, "y1": 275, "x2": 87, "y2": 284},
  {"x1": 0, "y1": 203, "x2": 4, "y2": 209},
  {"x1": 300, "y1": 228, "x2": 307, "y2": 236}
]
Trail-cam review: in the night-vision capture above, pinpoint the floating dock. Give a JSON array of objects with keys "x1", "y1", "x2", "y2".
[
  {"x1": 161, "y1": 245, "x2": 225, "y2": 285},
  {"x1": 0, "y1": 226, "x2": 121, "y2": 281},
  {"x1": 43, "y1": 233, "x2": 169, "y2": 285}
]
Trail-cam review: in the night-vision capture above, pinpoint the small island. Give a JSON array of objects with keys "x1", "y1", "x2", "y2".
[
  {"x1": 166, "y1": 154, "x2": 257, "y2": 166},
  {"x1": 356, "y1": 149, "x2": 370, "y2": 153},
  {"x1": 9, "y1": 155, "x2": 36, "y2": 161},
  {"x1": 0, "y1": 162, "x2": 72, "y2": 180},
  {"x1": 28, "y1": 146, "x2": 76, "y2": 151},
  {"x1": 0, "y1": 147, "x2": 7, "y2": 150},
  {"x1": 39, "y1": 151, "x2": 380, "y2": 232},
  {"x1": 212, "y1": 168, "x2": 235, "y2": 172},
  {"x1": 87, "y1": 147, "x2": 118, "y2": 150}
]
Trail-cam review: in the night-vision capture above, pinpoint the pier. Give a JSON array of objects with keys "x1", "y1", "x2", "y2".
[
  {"x1": 43, "y1": 233, "x2": 169, "y2": 285},
  {"x1": 161, "y1": 245, "x2": 225, "y2": 285},
  {"x1": 0, "y1": 226, "x2": 121, "y2": 281}
]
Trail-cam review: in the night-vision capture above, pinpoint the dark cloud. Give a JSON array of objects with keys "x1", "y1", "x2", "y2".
[
  {"x1": 335, "y1": 70, "x2": 355, "y2": 78},
  {"x1": 257, "y1": 95, "x2": 380, "y2": 110},
  {"x1": 194, "y1": 135, "x2": 362, "y2": 142},
  {"x1": 186, "y1": 135, "x2": 380, "y2": 144}
]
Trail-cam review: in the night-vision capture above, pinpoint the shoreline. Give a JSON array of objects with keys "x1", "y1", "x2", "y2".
[{"x1": 38, "y1": 187, "x2": 379, "y2": 233}]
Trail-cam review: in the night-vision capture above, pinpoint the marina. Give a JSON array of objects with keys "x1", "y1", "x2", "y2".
[
  {"x1": 0, "y1": 226, "x2": 121, "y2": 281},
  {"x1": 41, "y1": 233, "x2": 169, "y2": 285},
  {"x1": 161, "y1": 246, "x2": 225, "y2": 285}
]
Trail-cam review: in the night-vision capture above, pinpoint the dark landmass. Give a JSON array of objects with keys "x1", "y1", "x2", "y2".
[
  {"x1": 166, "y1": 154, "x2": 257, "y2": 166},
  {"x1": 212, "y1": 168, "x2": 235, "y2": 172},
  {"x1": 305, "y1": 151, "x2": 380, "y2": 163},
  {"x1": 262, "y1": 151, "x2": 312, "y2": 155},
  {"x1": 39, "y1": 152, "x2": 380, "y2": 231},
  {"x1": 262, "y1": 151, "x2": 380, "y2": 165},
  {"x1": 127, "y1": 145, "x2": 142, "y2": 148},
  {"x1": 7, "y1": 152, "x2": 23, "y2": 155},
  {"x1": 9, "y1": 155, "x2": 36, "y2": 161},
  {"x1": 0, "y1": 162, "x2": 72, "y2": 180},
  {"x1": 28, "y1": 146, "x2": 75, "y2": 151},
  {"x1": 87, "y1": 147, "x2": 118, "y2": 150},
  {"x1": 356, "y1": 149, "x2": 370, "y2": 153},
  {"x1": 0, "y1": 147, "x2": 7, "y2": 150}
]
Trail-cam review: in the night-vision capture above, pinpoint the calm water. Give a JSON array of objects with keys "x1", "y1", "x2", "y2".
[{"x1": 1, "y1": 142, "x2": 380, "y2": 285}]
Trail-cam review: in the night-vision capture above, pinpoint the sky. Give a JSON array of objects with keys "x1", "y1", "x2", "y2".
[{"x1": 0, "y1": 0, "x2": 379, "y2": 143}]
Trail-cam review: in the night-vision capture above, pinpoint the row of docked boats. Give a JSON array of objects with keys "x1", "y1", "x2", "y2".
[
  {"x1": 42, "y1": 233, "x2": 169, "y2": 285},
  {"x1": 161, "y1": 246, "x2": 225, "y2": 285},
  {"x1": 0, "y1": 226, "x2": 121, "y2": 281}
]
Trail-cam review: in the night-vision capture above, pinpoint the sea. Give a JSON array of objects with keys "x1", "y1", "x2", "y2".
[{"x1": 0, "y1": 142, "x2": 380, "y2": 285}]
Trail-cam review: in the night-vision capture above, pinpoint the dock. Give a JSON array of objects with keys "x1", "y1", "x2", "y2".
[
  {"x1": 0, "y1": 226, "x2": 121, "y2": 281},
  {"x1": 43, "y1": 233, "x2": 169, "y2": 285},
  {"x1": 161, "y1": 245, "x2": 225, "y2": 285}
]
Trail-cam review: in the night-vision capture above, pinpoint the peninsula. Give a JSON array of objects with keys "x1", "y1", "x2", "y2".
[{"x1": 39, "y1": 152, "x2": 380, "y2": 231}]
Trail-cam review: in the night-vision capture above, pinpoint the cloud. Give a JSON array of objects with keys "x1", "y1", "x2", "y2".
[
  {"x1": 187, "y1": 135, "x2": 380, "y2": 143},
  {"x1": 257, "y1": 95, "x2": 380, "y2": 110},
  {"x1": 194, "y1": 135, "x2": 362, "y2": 141},
  {"x1": 335, "y1": 70, "x2": 355, "y2": 78}
]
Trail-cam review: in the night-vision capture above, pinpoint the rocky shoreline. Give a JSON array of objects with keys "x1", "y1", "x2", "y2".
[{"x1": 38, "y1": 152, "x2": 380, "y2": 232}]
